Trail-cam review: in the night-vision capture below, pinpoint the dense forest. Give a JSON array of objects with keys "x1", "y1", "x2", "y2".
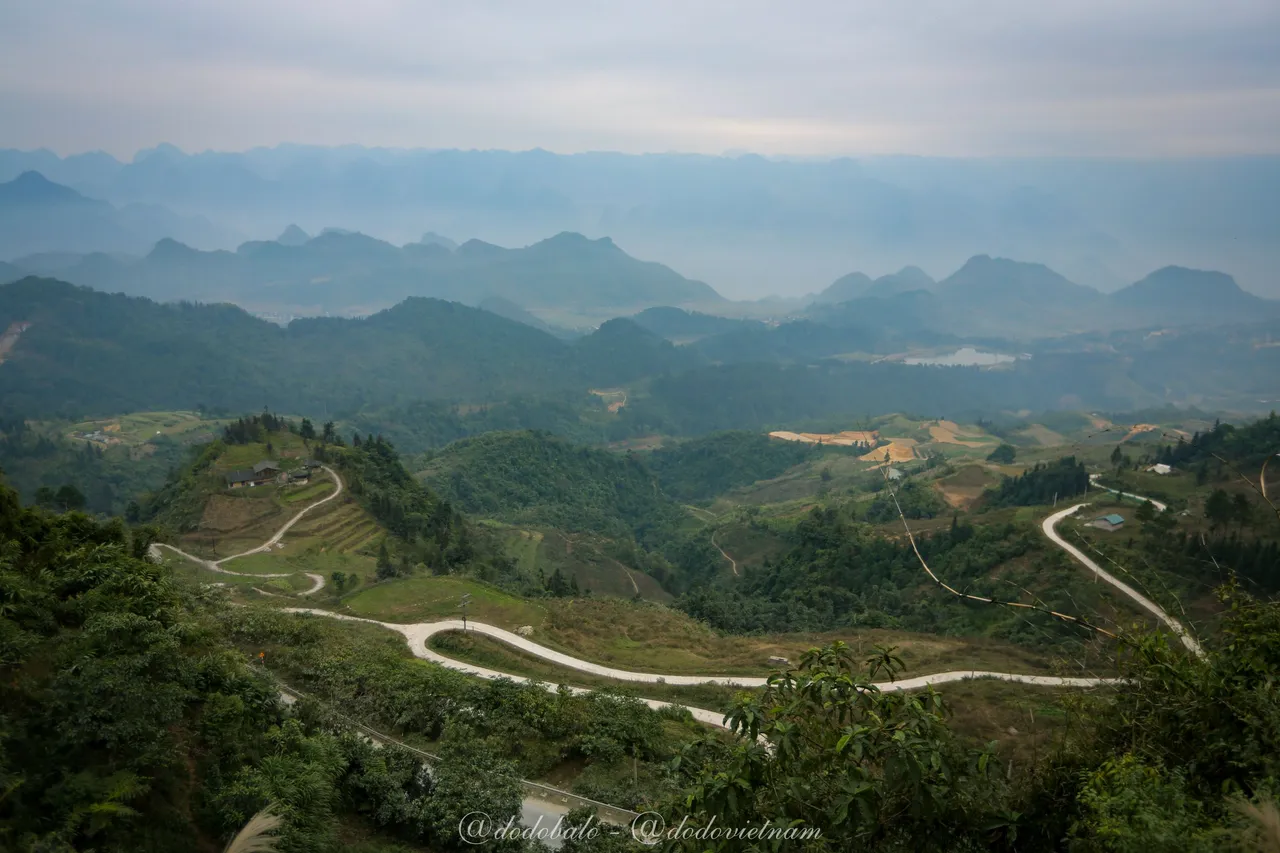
[
  {"x1": 0, "y1": 417, "x2": 189, "y2": 516},
  {"x1": 6, "y1": 277, "x2": 1280, "y2": 433},
  {"x1": 642, "y1": 431, "x2": 815, "y2": 501},
  {"x1": 1160, "y1": 411, "x2": 1280, "y2": 469},
  {"x1": 322, "y1": 434, "x2": 475, "y2": 577},
  {"x1": 678, "y1": 506, "x2": 1099, "y2": 648},
  {"x1": 0, "y1": 475, "x2": 701, "y2": 850},
  {"x1": 983, "y1": 456, "x2": 1090, "y2": 508},
  {"x1": 0, "y1": 279, "x2": 650, "y2": 418},
  {"x1": 418, "y1": 430, "x2": 687, "y2": 546}
]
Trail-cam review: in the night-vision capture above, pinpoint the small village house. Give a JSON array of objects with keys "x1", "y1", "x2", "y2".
[
  {"x1": 225, "y1": 460, "x2": 282, "y2": 489},
  {"x1": 1089, "y1": 513, "x2": 1126, "y2": 532}
]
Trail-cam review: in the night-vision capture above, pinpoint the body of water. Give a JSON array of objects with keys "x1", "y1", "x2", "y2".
[{"x1": 903, "y1": 347, "x2": 1019, "y2": 367}]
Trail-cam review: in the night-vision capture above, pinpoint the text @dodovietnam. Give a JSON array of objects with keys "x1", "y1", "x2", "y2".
[{"x1": 458, "y1": 810, "x2": 823, "y2": 846}]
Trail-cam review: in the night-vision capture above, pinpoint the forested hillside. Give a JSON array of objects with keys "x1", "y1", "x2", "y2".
[
  {"x1": 0, "y1": 278, "x2": 663, "y2": 417},
  {"x1": 12, "y1": 227, "x2": 724, "y2": 316},
  {"x1": 419, "y1": 430, "x2": 686, "y2": 545},
  {"x1": 6, "y1": 276, "x2": 1280, "y2": 427},
  {"x1": 616, "y1": 361, "x2": 1124, "y2": 435},
  {"x1": 643, "y1": 431, "x2": 816, "y2": 501},
  {"x1": 984, "y1": 456, "x2": 1090, "y2": 507},
  {"x1": 0, "y1": 416, "x2": 193, "y2": 515},
  {"x1": 0, "y1": 473, "x2": 698, "y2": 850},
  {"x1": 679, "y1": 507, "x2": 1101, "y2": 647}
]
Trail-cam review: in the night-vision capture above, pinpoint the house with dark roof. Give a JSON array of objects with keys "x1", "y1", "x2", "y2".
[
  {"x1": 225, "y1": 470, "x2": 259, "y2": 488},
  {"x1": 1089, "y1": 513, "x2": 1126, "y2": 532},
  {"x1": 226, "y1": 460, "x2": 282, "y2": 489}
]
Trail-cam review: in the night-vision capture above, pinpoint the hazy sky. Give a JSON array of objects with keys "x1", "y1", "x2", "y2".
[{"x1": 2, "y1": 0, "x2": 1278, "y2": 158}]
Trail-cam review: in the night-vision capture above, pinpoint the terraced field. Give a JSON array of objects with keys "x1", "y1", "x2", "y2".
[{"x1": 171, "y1": 467, "x2": 383, "y2": 588}]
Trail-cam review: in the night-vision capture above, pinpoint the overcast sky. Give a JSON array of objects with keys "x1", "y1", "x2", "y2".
[{"x1": 1, "y1": 0, "x2": 1278, "y2": 159}]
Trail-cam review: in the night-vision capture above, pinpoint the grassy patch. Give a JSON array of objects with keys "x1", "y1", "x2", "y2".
[
  {"x1": 68, "y1": 410, "x2": 231, "y2": 447},
  {"x1": 532, "y1": 597, "x2": 1062, "y2": 677},
  {"x1": 712, "y1": 523, "x2": 790, "y2": 575},
  {"x1": 281, "y1": 480, "x2": 335, "y2": 504},
  {"x1": 428, "y1": 630, "x2": 748, "y2": 714},
  {"x1": 165, "y1": 558, "x2": 314, "y2": 592},
  {"x1": 344, "y1": 575, "x2": 549, "y2": 629},
  {"x1": 941, "y1": 678, "x2": 1097, "y2": 768}
]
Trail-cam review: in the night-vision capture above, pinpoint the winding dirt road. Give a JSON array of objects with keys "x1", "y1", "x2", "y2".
[
  {"x1": 711, "y1": 529, "x2": 738, "y2": 576},
  {"x1": 151, "y1": 465, "x2": 343, "y2": 595},
  {"x1": 152, "y1": 464, "x2": 1212, "y2": 731},
  {"x1": 1088, "y1": 474, "x2": 1168, "y2": 512},
  {"x1": 280, "y1": 608, "x2": 1112, "y2": 730},
  {"x1": 1042, "y1": 499, "x2": 1204, "y2": 658}
]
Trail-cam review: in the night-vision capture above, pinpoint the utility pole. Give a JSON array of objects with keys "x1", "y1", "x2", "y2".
[{"x1": 459, "y1": 593, "x2": 471, "y2": 632}]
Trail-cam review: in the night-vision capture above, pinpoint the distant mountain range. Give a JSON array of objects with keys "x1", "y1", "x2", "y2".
[
  {"x1": 0, "y1": 171, "x2": 1275, "y2": 340},
  {"x1": 812, "y1": 266, "x2": 936, "y2": 303},
  {"x1": 2, "y1": 275, "x2": 1277, "y2": 425},
  {"x1": 2, "y1": 212, "x2": 724, "y2": 315},
  {"x1": 805, "y1": 256, "x2": 1280, "y2": 339},
  {"x1": 0, "y1": 171, "x2": 240, "y2": 259},
  {"x1": 1, "y1": 145, "x2": 1277, "y2": 300}
]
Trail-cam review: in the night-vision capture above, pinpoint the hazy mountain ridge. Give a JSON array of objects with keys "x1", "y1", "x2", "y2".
[
  {"x1": 812, "y1": 256, "x2": 1280, "y2": 339},
  {"x1": 6, "y1": 220, "x2": 723, "y2": 315},
  {"x1": 5, "y1": 273, "x2": 1277, "y2": 429},
  {"x1": 0, "y1": 171, "x2": 239, "y2": 259},
  {"x1": 1, "y1": 146, "x2": 1277, "y2": 299},
  {"x1": 0, "y1": 277, "x2": 706, "y2": 416}
]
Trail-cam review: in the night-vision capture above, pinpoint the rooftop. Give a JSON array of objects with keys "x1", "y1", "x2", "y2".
[{"x1": 1098, "y1": 513, "x2": 1125, "y2": 525}]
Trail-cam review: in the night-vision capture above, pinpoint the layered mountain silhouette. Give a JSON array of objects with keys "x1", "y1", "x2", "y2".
[
  {"x1": 811, "y1": 256, "x2": 1278, "y2": 339},
  {"x1": 13, "y1": 228, "x2": 724, "y2": 315},
  {"x1": 0, "y1": 277, "x2": 704, "y2": 415},
  {"x1": 4, "y1": 144, "x2": 1277, "y2": 299},
  {"x1": 813, "y1": 266, "x2": 937, "y2": 303},
  {"x1": 0, "y1": 171, "x2": 238, "y2": 259}
]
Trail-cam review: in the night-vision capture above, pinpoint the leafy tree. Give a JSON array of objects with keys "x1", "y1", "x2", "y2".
[
  {"x1": 1067, "y1": 755, "x2": 1217, "y2": 852},
  {"x1": 419, "y1": 731, "x2": 525, "y2": 852},
  {"x1": 1135, "y1": 499, "x2": 1156, "y2": 523},
  {"x1": 376, "y1": 540, "x2": 395, "y2": 580},
  {"x1": 54, "y1": 483, "x2": 86, "y2": 511},
  {"x1": 0, "y1": 478, "x2": 321, "y2": 850},
  {"x1": 1020, "y1": 588, "x2": 1280, "y2": 849},
  {"x1": 662, "y1": 642, "x2": 1010, "y2": 851},
  {"x1": 299, "y1": 418, "x2": 316, "y2": 441},
  {"x1": 987, "y1": 443, "x2": 1017, "y2": 464},
  {"x1": 1231, "y1": 493, "x2": 1253, "y2": 530},
  {"x1": 1204, "y1": 489, "x2": 1233, "y2": 531}
]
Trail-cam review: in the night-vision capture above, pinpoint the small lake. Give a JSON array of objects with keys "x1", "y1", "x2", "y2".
[{"x1": 903, "y1": 347, "x2": 1018, "y2": 367}]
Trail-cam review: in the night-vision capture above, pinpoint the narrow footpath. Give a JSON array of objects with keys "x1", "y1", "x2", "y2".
[
  {"x1": 1042, "y1": 492, "x2": 1203, "y2": 658},
  {"x1": 151, "y1": 465, "x2": 344, "y2": 595}
]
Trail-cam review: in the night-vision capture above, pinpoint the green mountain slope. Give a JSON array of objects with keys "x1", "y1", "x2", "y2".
[
  {"x1": 0, "y1": 278, "x2": 583, "y2": 416},
  {"x1": 1110, "y1": 266, "x2": 1279, "y2": 326},
  {"x1": 643, "y1": 430, "x2": 817, "y2": 501},
  {"x1": 27, "y1": 229, "x2": 724, "y2": 316},
  {"x1": 419, "y1": 430, "x2": 686, "y2": 542}
]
